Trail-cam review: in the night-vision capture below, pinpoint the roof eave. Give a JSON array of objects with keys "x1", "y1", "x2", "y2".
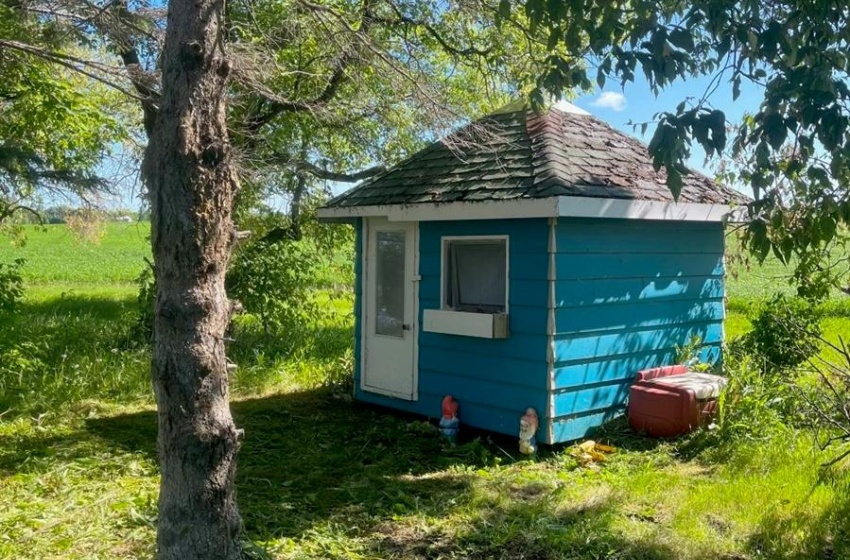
[
  {"x1": 556, "y1": 196, "x2": 746, "y2": 222},
  {"x1": 317, "y1": 196, "x2": 746, "y2": 223}
]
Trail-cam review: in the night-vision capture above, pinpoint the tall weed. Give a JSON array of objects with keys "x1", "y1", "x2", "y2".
[
  {"x1": 0, "y1": 299, "x2": 151, "y2": 415},
  {"x1": 713, "y1": 354, "x2": 795, "y2": 444},
  {"x1": 131, "y1": 259, "x2": 156, "y2": 344},
  {"x1": 0, "y1": 258, "x2": 24, "y2": 313}
]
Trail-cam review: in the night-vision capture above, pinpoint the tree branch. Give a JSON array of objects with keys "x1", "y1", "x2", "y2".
[
  {"x1": 0, "y1": 39, "x2": 146, "y2": 102},
  {"x1": 375, "y1": 2, "x2": 493, "y2": 58},
  {"x1": 245, "y1": 0, "x2": 376, "y2": 133},
  {"x1": 98, "y1": 0, "x2": 162, "y2": 132},
  {"x1": 6, "y1": 203, "x2": 44, "y2": 225},
  {"x1": 266, "y1": 151, "x2": 384, "y2": 183},
  {"x1": 296, "y1": 160, "x2": 385, "y2": 183}
]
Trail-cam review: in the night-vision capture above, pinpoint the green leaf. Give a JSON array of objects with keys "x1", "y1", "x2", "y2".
[
  {"x1": 668, "y1": 28, "x2": 695, "y2": 52},
  {"x1": 707, "y1": 110, "x2": 727, "y2": 152},
  {"x1": 666, "y1": 167, "x2": 683, "y2": 201},
  {"x1": 647, "y1": 125, "x2": 666, "y2": 170},
  {"x1": 749, "y1": 220, "x2": 771, "y2": 262},
  {"x1": 763, "y1": 113, "x2": 787, "y2": 150}
]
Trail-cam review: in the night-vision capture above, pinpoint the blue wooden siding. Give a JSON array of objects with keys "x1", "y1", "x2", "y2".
[
  {"x1": 418, "y1": 219, "x2": 550, "y2": 434},
  {"x1": 355, "y1": 218, "x2": 551, "y2": 439},
  {"x1": 353, "y1": 216, "x2": 727, "y2": 446},
  {"x1": 551, "y1": 218, "x2": 726, "y2": 442}
]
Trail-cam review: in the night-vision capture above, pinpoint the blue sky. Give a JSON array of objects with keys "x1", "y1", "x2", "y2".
[{"x1": 572, "y1": 73, "x2": 764, "y2": 184}]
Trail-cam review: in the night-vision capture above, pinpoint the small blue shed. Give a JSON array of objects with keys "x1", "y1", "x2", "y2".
[{"x1": 317, "y1": 102, "x2": 746, "y2": 444}]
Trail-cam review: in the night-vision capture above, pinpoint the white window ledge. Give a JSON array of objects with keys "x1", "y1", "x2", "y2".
[{"x1": 422, "y1": 309, "x2": 509, "y2": 339}]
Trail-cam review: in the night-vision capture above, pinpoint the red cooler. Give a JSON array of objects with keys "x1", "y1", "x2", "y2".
[{"x1": 628, "y1": 365, "x2": 727, "y2": 438}]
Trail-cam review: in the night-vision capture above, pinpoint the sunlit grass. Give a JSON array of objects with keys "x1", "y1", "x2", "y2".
[{"x1": 0, "y1": 222, "x2": 151, "y2": 285}]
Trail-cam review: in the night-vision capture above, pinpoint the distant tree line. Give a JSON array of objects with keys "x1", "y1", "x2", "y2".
[{"x1": 5, "y1": 205, "x2": 150, "y2": 225}]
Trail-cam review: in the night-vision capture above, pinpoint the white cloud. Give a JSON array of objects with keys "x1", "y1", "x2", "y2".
[{"x1": 590, "y1": 91, "x2": 627, "y2": 111}]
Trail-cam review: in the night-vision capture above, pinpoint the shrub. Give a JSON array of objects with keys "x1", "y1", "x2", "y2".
[
  {"x1": 226, "y1": 239, "x2": 319, "y2": 338},
  {"x1": 733, "y1": 294, "x2": 821, "y2": 375},
  {"x1": 131, "y1": 259, "x2": 156, "y2": 344},
  {"x1": 0, "y1": 258, "x2": 25, "y2": 314},
  {"x1": 675, "y1": 335, "x2": 714, "y2": 372},
  {"x1": 680, "y1": 351, "x2": 805, "y2": 464}
]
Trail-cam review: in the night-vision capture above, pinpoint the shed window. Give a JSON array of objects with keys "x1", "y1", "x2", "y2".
[{"x1": 443, "y1": 237, "x2": 508, "y2": 313}]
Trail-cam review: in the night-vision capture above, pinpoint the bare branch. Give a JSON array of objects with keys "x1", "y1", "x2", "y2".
[
  {"x1": 246, "y1": 0, "x2": 377, "y2": 133},
  {"x1": 297, "y1": 160, "x2": 385, "y2": 183},
  {"x1": 264, "y1": 151, "x2": 385, "y2": 183},
  {"x1": 7, "y1": 204, "x2": 44, "y2": 225}
]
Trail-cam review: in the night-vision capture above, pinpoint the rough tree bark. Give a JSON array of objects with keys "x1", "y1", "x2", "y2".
[
  {"x1": 141, "y1": 0, "x2": 243, "y2": 558},
  {"x1": 288, "y1": 139, "x2": 309, "y2": 241}
]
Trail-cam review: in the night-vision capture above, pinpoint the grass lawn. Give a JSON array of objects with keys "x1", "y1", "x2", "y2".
[
  {"x1": 4, "y1": 391, "x2": 847, "y2": 560},
  {"x1": 2, "y1": 224, "x2": 850, "y2": 559}
]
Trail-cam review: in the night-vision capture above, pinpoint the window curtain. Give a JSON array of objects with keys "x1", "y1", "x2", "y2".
[{"x1": 449, "y1": 241, "x2": 506, "y2": 311}]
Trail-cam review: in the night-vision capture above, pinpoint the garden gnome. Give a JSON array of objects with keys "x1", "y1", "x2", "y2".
[
  {"x1": 519, "y1": 407, "x2": 539, "y2": 455},
  {"x1": 439, "y1": 395, "x2": 460, "y2": 441}
]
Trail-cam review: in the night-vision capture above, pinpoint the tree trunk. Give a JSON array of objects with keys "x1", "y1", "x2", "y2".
[
  {"x1": 289, "y1": 165, "x2": 307, "y2": 241},
  {"x1": 141, "y1": 0, "x2": 242, "y2": 558},
  {"x1": 286, "y1": 134, "x2": 309, "y2": 241}
]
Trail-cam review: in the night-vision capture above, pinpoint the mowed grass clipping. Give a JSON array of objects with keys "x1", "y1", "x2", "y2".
[
  {"x1": 2, "y1": 224, "x2": 850, "y2": 559},
  {"x1": 3, "y1": 391, "x2": 849, "y2": 560}
]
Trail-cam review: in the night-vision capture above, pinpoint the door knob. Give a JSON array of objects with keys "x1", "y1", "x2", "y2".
[{"x1": 402, "y1": 324, "x2": 411, "y2": 331}]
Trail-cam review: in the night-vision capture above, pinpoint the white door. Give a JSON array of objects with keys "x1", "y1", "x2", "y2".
[{"x1": 362, "y1": 218, "x2": 417, "y2": 399}]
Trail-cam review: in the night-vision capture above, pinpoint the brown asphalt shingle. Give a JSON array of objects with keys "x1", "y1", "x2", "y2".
[{"x1": 323, "y1": 105, "x2": 747, "y2": 209}]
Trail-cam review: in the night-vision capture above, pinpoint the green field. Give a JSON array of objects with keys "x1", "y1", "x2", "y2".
[
  {"x1": 1, "y1": 224, "x2": 850, "y2": 559},
  {"x1": 3, "y1": 222, "x2": 151, "y2": 283}
]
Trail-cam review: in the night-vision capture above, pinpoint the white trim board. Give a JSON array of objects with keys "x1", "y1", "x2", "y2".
[
  {"x1": 422, "y1": 309, "x2": 509, "y2": 339},
  {"x1": 318, "y1": 196, "x2": 745, "y2": 223},
  {"x1": 545, "y1": 216, "x2": 557, "y2": 446}
]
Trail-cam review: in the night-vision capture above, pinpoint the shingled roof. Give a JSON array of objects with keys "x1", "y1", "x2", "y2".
[{"x1": 322, "y1": 103, "x2": 747, "y2": 209}]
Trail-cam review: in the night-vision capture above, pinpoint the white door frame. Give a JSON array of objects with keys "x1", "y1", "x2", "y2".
[{"x1": 360, "y1": 217, "x2": 419, "y2": 400}]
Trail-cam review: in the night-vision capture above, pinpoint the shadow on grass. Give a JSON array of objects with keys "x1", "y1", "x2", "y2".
[
  {"x1": 86, "y1": 390, "x2": 484, "y2": 536},
  {"x1": 593, "y1": 415, "x2": 729, "y2": 464},
  {"x1": 369, "y1": 505, "x2": 680, "y2": 560},
  {"x1": 17, "y1": 292, "x2": 136, "y2": 322},
  {"x1": 0, "y1": 429, "x2": 98, "y2": 476},
  {"x1": 82, "y1": 389, "x2": 682, "y2": 558},
  {"x1": 2, "y1": 293, "x2": 139, "y2": 358},
  {"x1": 373, "y1": 493, "x2": 680, "y2": 560},
  {"x1": 567, "y1": 412, "x2": 713, "y2": 456}
]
